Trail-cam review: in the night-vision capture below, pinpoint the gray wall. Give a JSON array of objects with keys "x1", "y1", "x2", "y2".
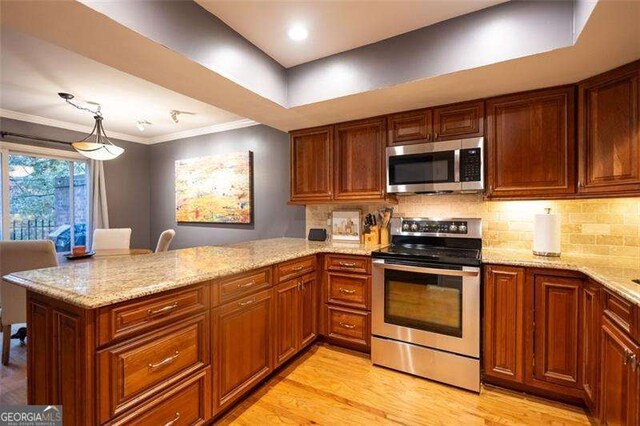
[
  {"x1": 0, "y1": 118, "x2": 151, "y2": 249},
  {"x1": 149, "y1": 125, "x2": 305, "y2": 249}
]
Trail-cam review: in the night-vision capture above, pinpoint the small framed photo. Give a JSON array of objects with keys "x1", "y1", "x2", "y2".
[{"x1": 331, "y1": 210, "x2": 362, "y2": 242}]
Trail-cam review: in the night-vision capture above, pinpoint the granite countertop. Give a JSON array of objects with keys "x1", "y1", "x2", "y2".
[
  {"x1": 2, "y1": 238, "x2": 382, "y2": 309},
  {"x1": 483, "y1": 248, "x2": 640, "y2": 306}
]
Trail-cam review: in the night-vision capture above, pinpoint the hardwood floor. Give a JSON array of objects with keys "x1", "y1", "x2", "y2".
[
  {"x1": 0, "y1": 325, "x2": 27, "y2": 405},
  {"x1": 218, "y1": 344, "x2": 591, "y2": 425},
  {"x1": 0, "y1": 336, "x2": 591, "y2": 425}
]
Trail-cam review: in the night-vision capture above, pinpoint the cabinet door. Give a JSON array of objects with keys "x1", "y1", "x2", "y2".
[
  {"x1": 486, "y1": 86, "x2": 576, "y2": 198},
  {"x1": 483, "y1": 265, "x2": 526, "y2": 384},
  {"x1": 387, "y1": 109, "x2": 432, "y2": 145},
  {"x1": 531, "y1": 275, "x2": 582, "y2": 389},
  {"x1": 582, "y1": 280, "x2": 601, "y2": 414},
  {"x1": 290, "y1": 126, "x2": 333, "y2": 202},
  {"x1": 600, "y1": 317, "x2": 638, "y2": 426},
  {"x1": 579, "y1": 61, "x2": 640, "y2": 195},
  {"x1": 213, "y1": 289, "x2": 272, "y2": 412},
  {"x1": 299, "y1": 273, "x2": 318, "y2": 349},
  {"x1": 273, "y1": 280, "x2": 299, "y2": 367},
  {"x1": 432, "y1": 101, "x2": 484, "y2": 141},
  {"x1": 334, "y1": 118, "x2": 386, "y2": 200}
]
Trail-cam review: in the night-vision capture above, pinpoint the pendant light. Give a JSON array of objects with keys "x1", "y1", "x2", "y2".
[{"x1": 58, "y1": 93, "x2": 124, "y2": 161}]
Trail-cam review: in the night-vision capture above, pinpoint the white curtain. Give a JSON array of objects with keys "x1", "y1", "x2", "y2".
[{"x1": 90, "y1": 160, "x2": 109, "y2": 233}]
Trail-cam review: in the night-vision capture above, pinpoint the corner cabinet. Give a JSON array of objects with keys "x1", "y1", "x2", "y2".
[
  {"x1": 290, "y1": 126, "x2": 333, "y2": 202},
  {"x1": 334, "y1": 118, "x2": 386, "y2": 200},
  {"x1": 578, "y1": 60, "x2": 640, "y2": 196},
  {"x1": 486, "y1": 86, "x2": 576, "y2": 199}
]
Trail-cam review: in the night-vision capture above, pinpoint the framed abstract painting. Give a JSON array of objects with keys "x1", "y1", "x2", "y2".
[{"x1": 175, "y1": 151, "x2": 254, "y2": 224}]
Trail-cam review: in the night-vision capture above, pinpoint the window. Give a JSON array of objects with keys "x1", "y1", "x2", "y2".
[{"x1": 0, "y1": 143, "x2": 89, "y2": 253}]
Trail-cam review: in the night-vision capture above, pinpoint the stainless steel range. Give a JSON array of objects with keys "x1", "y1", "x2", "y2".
[{"x1": 371, "y1": 217, "x2": 482, "y2": 392}]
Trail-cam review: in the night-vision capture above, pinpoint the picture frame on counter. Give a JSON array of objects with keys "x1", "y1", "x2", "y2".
[{"x1": 331, "y1": 209, "x2": 362, "y2": 242}]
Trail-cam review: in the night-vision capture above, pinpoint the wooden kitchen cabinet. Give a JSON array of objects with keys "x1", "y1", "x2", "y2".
[
  {"x1": 387, "y1": 108, "x2": 433, "y2": 145},
  {"x1": 486, "y1": 86, "x2": 576, "y2": 199},
  {"x1": 600, "y1": 317, "x2": 639, "y2": 426},
  {"x1": 582, "y1": 280, "x2": 602, "y2": 414},
  {"x1": 289, "y1": 126, "x2": 333, "y2": 202},
  {"x1": 432, "y1": 100, "x2": 484, "y2": 141},
  {"x1": 334, "y1": 117, "x2": 386, "y2": 200},
  {"x1": 483, "y1": 265, "x2": 526, "y2": 384},
  {"x1": 578, "y1": 60, "x2": 640, "y2": 196},
  {"x1": 528, "y1": 273, "x2": 583, "y2": 393},
  {"x1": 213, "y1": 289, "x2": 273, "y2": 412},
  {"x1": 273, "y1": 273, "x2": 318, "y2": 367}
]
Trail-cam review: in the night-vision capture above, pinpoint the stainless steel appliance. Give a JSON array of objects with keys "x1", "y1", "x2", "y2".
[
  {"x1": 371, "y1": 217, "x2": 482, "y2": 392},
  {"x1": 386, "y1": 138, "x2": 483, "y2": 194}
]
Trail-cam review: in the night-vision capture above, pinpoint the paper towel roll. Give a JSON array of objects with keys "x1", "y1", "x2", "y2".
[{"x1": 533, "y1": 209, "x2": 561, "y2": 257}]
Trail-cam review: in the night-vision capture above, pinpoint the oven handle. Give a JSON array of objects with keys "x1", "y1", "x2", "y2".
[{"x1": 372, "y1": 260, "x2": 479, "y2": 277}]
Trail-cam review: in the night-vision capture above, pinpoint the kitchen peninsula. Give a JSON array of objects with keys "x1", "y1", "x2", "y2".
[{"x1": 4, "y1": 237, "x2": 640, "y2": 425}]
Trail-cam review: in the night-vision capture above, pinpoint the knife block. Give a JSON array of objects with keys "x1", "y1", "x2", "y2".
[{"x1": 364, "y1": 226, "x2": 379, "y2": 248}]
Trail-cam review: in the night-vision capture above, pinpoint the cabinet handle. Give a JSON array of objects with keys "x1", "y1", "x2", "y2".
[
  {"x1": 238, "y1": 298, "x2": 255, "y2": 307},
  {"x1": 434, "y1": 132, "x2": 438, "y2": 140},
  {"x1": 631, "y1": 353, "x2": 638, "y2": 371},
  {"x1": 164, "y1": 412, "x2": 180, "y2": 426},
  {"x1": 339, "y1": 288, "x2": 356, "y2": 294},
  {"x1": 147, "y1": 302, "x2": 178, "y2": 316},
  {"x1": 339, "y1": 322, "x2": 356, "y2": 329},
  {"x1": 624, "y1": 349, "x2": 630, "y2": 365},
  {"x1": 426, "y1": 133, "x2": 431, "y2": 142},
  {"x1": 237, "y1": 280, "x2": 256, "y2": 288},
  {"x1": 148, "y1": 351, "x2": 180, "y2": 370},
  {"x1": 338, "y1": 262, "x2": 357, "y2": 267},
  {"x1": 292, "y1": 265, "x2": 304, "y2": 271}
]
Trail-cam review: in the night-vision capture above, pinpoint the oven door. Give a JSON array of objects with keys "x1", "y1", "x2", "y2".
[
  {"x1": 386, "y1": 141, "x2": 461, "y2": 193},
  {"x1": 372, "y1": 259, "x2": 480, "y2": 358}
]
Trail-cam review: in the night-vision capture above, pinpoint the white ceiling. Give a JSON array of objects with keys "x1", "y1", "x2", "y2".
[
  {"x1": 196, "y1": 0, "x2": 508, "y2": 68},
  {"x1": 0, "y1": 28, "x2": 251, "y2": 143}
]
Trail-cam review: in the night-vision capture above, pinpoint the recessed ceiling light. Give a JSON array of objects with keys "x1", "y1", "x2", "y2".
[{"x1": 288, "y1": 25, "x2": 308, "y2": 41}]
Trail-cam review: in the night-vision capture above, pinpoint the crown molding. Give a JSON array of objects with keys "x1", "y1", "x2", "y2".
[
  {"x1": 0, "y1": 108, "x2": 148, "y2": 143},
  {"x1": 0, "y1": 109, "x2": 259, "y2": 145},
  {"x1": 144, "y1": 119, "x2": 259, "y2": 144}
]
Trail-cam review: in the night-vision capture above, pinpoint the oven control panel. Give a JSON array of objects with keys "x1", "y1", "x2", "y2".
[{"x1": 392, "y1": 217, "x2": 482, "y2": 238}]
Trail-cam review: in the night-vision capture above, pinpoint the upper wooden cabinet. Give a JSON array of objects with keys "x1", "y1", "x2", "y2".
[
  {"x1": 578, "y1": 60, "x2": 640, "y2": 196},
  {"x1": 432, "y1": 101, "x2": 484, "y2": 141},
  {"x1": 387, "y1": 100, "x2": 484, "y2": 145},
  {"x1": 486, "y1": 86, "x2": 576, "y2": 199},
  {"x1": 334, "y1": 118, "x2": 386, "y2": 200},
  {"x1": 290, "y1": 126, "x2": 333, "y2": 202},
  {"x1": 387, "y1": 109, "x2": 433, "y2": 145}
]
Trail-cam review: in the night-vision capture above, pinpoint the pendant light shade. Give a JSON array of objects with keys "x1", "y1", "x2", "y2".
[{"x1": 72, "y1": 115, "x2": 124, "y2": 161}]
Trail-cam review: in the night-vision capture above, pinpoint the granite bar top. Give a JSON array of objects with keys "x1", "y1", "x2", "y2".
[
  {"x1": 2, "y1": 238, "x2": 382, "y2": 309},
  {"x1": 483, "y1": 248, "x2": 640, "y2": 306},
  {"x1": 4, "y1": 238, "x2": 640, "y2": 309}
]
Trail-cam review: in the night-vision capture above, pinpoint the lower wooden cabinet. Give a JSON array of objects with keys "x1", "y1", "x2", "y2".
[
  {"x1": 212, "y1": 289, "x2": 273, "y2": 412},
  {"x1": 600, "y1": 317, "x2": 639, "y2": 426},
  {"x1": 273, "y1": 273, "x2": 318, "y2": 367},
  {"x1": 582, "y1": 280, "x2": 601, "y2": 414}
]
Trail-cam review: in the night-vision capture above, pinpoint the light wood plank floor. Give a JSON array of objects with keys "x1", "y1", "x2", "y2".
[
  {"x1": 218, "y1": 344, "x2": 592, "y2": 425},
  {"x1": 0, "y1": 336, "x2": 592, "y2": 425}
]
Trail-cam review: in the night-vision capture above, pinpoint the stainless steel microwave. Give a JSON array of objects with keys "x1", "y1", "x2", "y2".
[{"x1": 386, "y1": 137, "x2": 484, "y2": 194}]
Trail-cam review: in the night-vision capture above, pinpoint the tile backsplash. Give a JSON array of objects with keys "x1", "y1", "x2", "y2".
[{"x1": 306, "y1": 195, "x2": 640, "y2": 260}]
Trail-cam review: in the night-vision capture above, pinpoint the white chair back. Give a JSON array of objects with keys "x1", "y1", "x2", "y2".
[
  {"x1": 155, "y1": 229, "x2": 176, "y2": 253},
  {"x1": 92, "y1": 228, "x2": 132, "y2": 251}
]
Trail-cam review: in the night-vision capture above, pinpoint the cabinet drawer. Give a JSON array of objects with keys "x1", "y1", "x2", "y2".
[
  {"x1": 219, "y1": 267, "x2": 272, "y2": 304},
  {"x1": 110, "y1": 367, "x2": 211, "y2": 426},
  {"x1": 277, "y1": 256, "x2": 316, "y2": 282},
  {"x1": 326, "y1": 305, "x2": 370, "y2": 347},
  {"x1": 603, "y1": 289, "x2": 635, "y2": 335},
  {"x1": 325, "y1": 254, "x2": 371, "y2": 274},
  {"x1": 97, "y1": 284, "x2": 210, "y2": 346},
  {"x1": 98, "y1": 313, "x2": 210, "y2": 423},
  {"x1": 326, "y1": 273, "x2": 370, "y2": 310}
]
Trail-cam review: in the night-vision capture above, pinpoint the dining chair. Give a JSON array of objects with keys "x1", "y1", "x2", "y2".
[
  {"x1": 155, "y1": 229, "x2": 176, "y2": 253},
  {"x1": 92, "y1": 228, "x2": 132, "y2": 251},
  {"x1": 0, "y1": 240, "x2": 58, "y2": 365}
]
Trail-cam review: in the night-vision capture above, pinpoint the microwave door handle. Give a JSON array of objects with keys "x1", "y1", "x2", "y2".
[
  {"x1": 373, "y1": 261, "x2": 479, "y2": 277},
  {"x1": 454, "y1": 149, "x2": 460, "y2": 183}
]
